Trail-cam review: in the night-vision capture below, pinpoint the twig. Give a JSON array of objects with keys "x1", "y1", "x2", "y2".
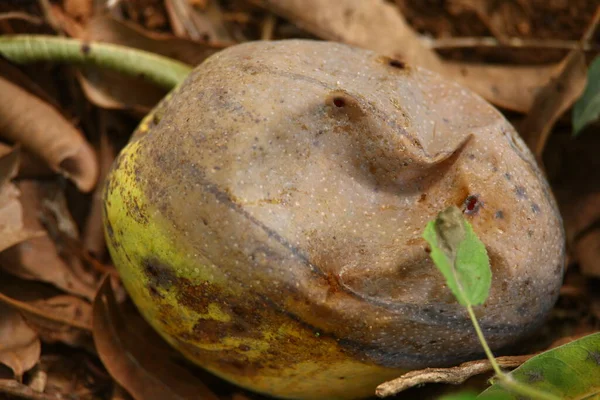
[
  {"x1": 424, "y1": 36, "x2": 599, "y2": 52},
  {"x1": 375, "y1": 354, "x2": 532, "y2": 397}
]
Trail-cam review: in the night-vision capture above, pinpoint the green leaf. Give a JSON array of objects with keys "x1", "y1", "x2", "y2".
[
  {"x1": 422, "y1": 206, "x2": 491, "y2": 306},
  {"x1": 478, "y1": 333, "x2": 600, "y2": 399},
  {"x1": 573, "y1": 55, "x2": 600, "y2": 135},
  {"x1": 440, "y1": 392, "x2": 509, "y2": 400}
]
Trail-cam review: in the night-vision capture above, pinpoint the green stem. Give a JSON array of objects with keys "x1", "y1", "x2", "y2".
[
  {"x1": 466, "y1": 304, "x2": 503, "y2": 376},
  {"x1": 0, "y1": 35, "x2": 192, "y2": 90},
  {"x1": 466, "y1": 304, "x2": 560, "y2": 400}
]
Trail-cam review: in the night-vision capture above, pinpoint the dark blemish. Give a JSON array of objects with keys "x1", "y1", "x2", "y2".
[
  {"x1": 238, "y1": 344, "x2": 251, "y2": 351},
  {"x1": 418, "y1": 193, "x2": 427, "y2": 203},
  {"x1": 143, "y1": 258, "x2": 176, "y2": 289},
  {"x1": 316, "y1": 130, "x2": 324, "y2": 136},
  {"x1": 524, "y1": 278, "x2": 532, "y2": 286},
  {"x1": 587, "y1": 350, "x2": 600, "y2": 366},
  {"x1": 525, "y1": 370, "x2": 544, "y2": 383},
  {"x1": 527, "y1": 230, "x2": 534, "y2": 237},
  {"x1": 388, "y1": 59, "x2": 405, "y2": 69},
  {"x1": 213, "y1": 166, "x2": 221, "y2": 170},
  {"x1": 504, "y1": 172, "x2": 512, "y2": 181},
  {"x1": 531, "y1": 203, "x2": 541, "y2": 214},
  {"x1": 333, "y1": 97, "x2": 346, "y2": 108},
  {"x1": 501, "y1": 281, "x2": 508, "y2": 292},
  {"x1": 463, "y1": 194, "x2": 482, "y2": 215},
  {"x1": 495, "y1": 210, "x2": 504, "y2": 219},
  {"x1": 468, "y1": 153, "x2": 476, "y2": 160},
  {"x1": 424, "y1": 246, "x2": 431, "y2": 254},
  {"x1": 515, "y1": 186, "x2": 527, "y2": 199},
  {"x1": 491, "y1": 85, "x2": 500, "y2": 95},
  {"x1": 338, "y1": 376, "x2": 346, "y2": 380},
  {"x1": 81, "y1": 43, "x2": 91, "y2": 55}
]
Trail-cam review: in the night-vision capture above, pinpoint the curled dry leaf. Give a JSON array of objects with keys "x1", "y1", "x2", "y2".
[
  {"x1": 83, "y1": 126, "x2": 116, "y2": 258},
  {"x1": 0, "y1": 76, "x2": 98, "y2": 192},
  {"x1": 520, "y1": 50, "x2": 588, "y2": 160},
  {"x1": 0, "y1": 272, "x2": 92, "y2": 349},
  {"x1": 69, "y1": 14, "x2": 221, "y2": 113},
  {"x1": 37, "y1": 354, "x2": 111, "y2": 399},
  {"x1": 0, "y1": 145, "x2": 43, "y2": 251},
  {"x1": 375, "y1": 355, "x2": 532, "y2": 397},
  {"x1": 0, "y1": 302, "x2": 41, "y2": 380},
  {"x1": 0, "y1": 181, "x2": 97, "y2": 300},
  {"x1": 0, "y1": 292, "x2": 92, "y2": 349},
  {"x1": 248, "y1": 0, "x2": 560, "y2": 113},
  {"x1": 0, "y1": 379, "x2": 57, "y2": 400},
  {"x1": 92, "y1": 276, "x2": 219, "y2": 400},
  {"x1": 165, "y1": 0, "x2": 234, "y2": 43}
]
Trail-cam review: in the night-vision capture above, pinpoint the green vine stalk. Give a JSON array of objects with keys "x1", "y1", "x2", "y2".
[{"x1": 0, "y1": 35, "x2": 192, "y2": 90}]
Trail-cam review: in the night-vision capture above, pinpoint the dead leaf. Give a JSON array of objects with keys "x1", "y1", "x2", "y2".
[
  {"x1": 92, "y1": 276, "x2": 219, "y2": 400},
  {"x1": 0, "y1": 379, "x2": 57, "y2": 400},
  {"x1": 38, "y1": 353, "x2": 111, "y2": 399},
  {"x1": 83, "y1": 122, "x2": 116, "y2": 257},
  {"x1": 63, "y1": 0, "x2": 92, "y2": 22},
  {"x1": 0, "y1": 76, "x2": 98, "y2": 192},
  {"x1": 248, "y1": 0, "x2": 561, "y2": 113},
  {"x1": 0, "y1": 302, "x2": 41, "y2": 380},
  {"x1": 0, "y1": 271, "x2": 93, "y2": 349},
  {"x1": 0, "y1": 146, "x2": 44, "y2": 252},
  {"x1": 520, "y1": 50, "x2": 588, "y2": 159},
  {"x1": 0, "y1": 181, "x2": 97, "y2": 300},
  {"x1": 165, "y1": 0, "x2": 235, "y2": 43},
  {"x1": 375, "y1": 355, "x2": 532, "y2": 397},
  {"x1": 69, "y1": 14, "x2": 222, "y2": 112}
]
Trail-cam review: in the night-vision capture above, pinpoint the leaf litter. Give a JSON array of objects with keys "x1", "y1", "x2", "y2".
[{"x1": 0, "y1": 1, "x2": 599, "y2": 399}]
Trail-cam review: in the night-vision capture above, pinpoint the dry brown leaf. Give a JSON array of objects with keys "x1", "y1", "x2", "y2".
[
  {"x1": 0, "y1": 379, "x2": 58, "y2": 400},
  {"x1": 67, "y1": 14, "x2": 222, "y2": 112},
  {"x1": 0, "y1": 302, "x2": 41, "y2": 380},
  {"x1": 248, "y1": 0, "x2": 559, "y2": 113},
  {"x1": 165, "y1": 0, "x2": 235, "y2": 43},
  {"x1": 0, "y1": 146, "x2": 44, "y2": 252},
  {"x1": 375, "y1": 355, "x2": 532, "y2": 397},
  {"x1": 92, "y1": 276, "x2": 219, "y2": 400},
  {"x1": 0, "y1": 76, "x2": 98, "y2": 192},
  {"x1": 0, "y1": 272, "x2": 93, "y2": 349},
  {"x1": 520, "y1": 50, "x2": 588, "y2": 159},
  {"x1": 38, "y1": 353, "x2": 111, "y2": 399},
  {"x1": 63, "y1": 0, "x2": 92, "y2": 22},
  {"x1": 0, "y1": 181, "x2": 97, "y2": 300}
]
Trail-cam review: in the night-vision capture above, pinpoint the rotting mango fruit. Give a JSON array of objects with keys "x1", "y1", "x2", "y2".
[{"x1": 103, "y1": 40, "x2": 565, "y2": 400}]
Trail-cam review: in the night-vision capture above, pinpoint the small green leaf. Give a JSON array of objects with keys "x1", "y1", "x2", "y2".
[
  {"x1": 422, "y1": 206, "x2": 491, "y2": 306},
  {"x1": 573, "y1": 55, "x2": 600, "y2": 135},
  {"x1": 478, "y1": 333, "x2": 600, "y2": 399}
]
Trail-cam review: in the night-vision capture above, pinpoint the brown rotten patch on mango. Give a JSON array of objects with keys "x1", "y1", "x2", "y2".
[{"x1": 103, "y1": 40, "x2": 565, "y2": 400}]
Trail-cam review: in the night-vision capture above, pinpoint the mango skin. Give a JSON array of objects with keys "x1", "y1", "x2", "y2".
[{"x1": 103, "y1": 40, "x2": 565, "y2": 399}]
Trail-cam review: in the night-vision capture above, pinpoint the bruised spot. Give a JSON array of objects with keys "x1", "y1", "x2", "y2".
[
  {"x1": 463, "y1": 194, "x2": 481, "y2": 215},
  {"x1": 531, "y1": 203, "x2": 541, "y2": 214},
  {"x1": 143, "y1": 258, "x2": 176, "y2": 289},
  {"x1": 515, "y1": 186, "x2": 527, "y2": 199},
  {"x1": 494, "y1": 210, "x2": 504, "y2": 219},
  {"x1": 81, "y1": 42, "x2": 91, "y2": 55}
]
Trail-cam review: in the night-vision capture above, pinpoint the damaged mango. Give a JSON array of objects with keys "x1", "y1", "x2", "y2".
[{"x1": 103, "y1": 40, "x2": 565, "y2": 400}]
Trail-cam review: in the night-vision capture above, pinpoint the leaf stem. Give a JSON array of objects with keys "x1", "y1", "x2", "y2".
[
  {"x1": 465, "y1": 304, "x2": 560, "y2": 400},
  {"x1": 0, "y1": 35, "x2": 192, "y2": 90}
]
